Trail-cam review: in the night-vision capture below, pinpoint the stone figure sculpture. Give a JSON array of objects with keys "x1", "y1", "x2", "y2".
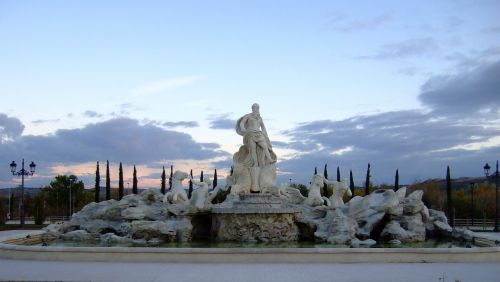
[
  {"x1": 189, "y1": 175, "x2": 216, "y2": 209},
  {"x1": 279, "y1": 184, "x2": 307, "y2": 204},
  {"x1": 163, "y1": 171, "x2": 189, "y2": 204},
  {"x1": 325, "y1": 179, "x2": 351, "y2": 208},
  {"x1": 232, "y1": 103, "x2": 277, "y2": 193},
  {"x1": 235, "y1": 103, "x2": 276, "y2": 167},
  {"x1": 305, "y1": 174, "x2": 331, "y2": 207}
]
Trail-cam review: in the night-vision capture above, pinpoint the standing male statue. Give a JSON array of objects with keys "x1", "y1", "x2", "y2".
[
  {"x1": 235, "y1": 103, "x2": 276, "y2": 167},
  {"x1": 233, "y1": 103, "x2": 277, "y2": 193}
]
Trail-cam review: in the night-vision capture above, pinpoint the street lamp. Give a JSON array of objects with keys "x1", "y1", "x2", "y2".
[
  {"x1": 484, "y1": 163, "x2": 491, "y2": 177},
  {"x1": 9, "y1": 159, "x2": 36, "y2": 226},
  {"x1": 484, "y1": 161, "x2": 499, "y2": 232}
]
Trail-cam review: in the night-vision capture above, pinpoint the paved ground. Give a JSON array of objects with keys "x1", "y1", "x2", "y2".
[
  {"x1": 1, "y1": 231, "x2": 500, "y2": 282},
  {"x1": 1, "y1": 259, "x2": 499, "y2": 282}
]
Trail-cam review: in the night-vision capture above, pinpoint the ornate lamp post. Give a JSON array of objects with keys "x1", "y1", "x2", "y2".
[
  {"x1": 484, "y1": 161, "x2": 499, "y2": 232},
  {"x1": 10, "y1": 159, "x2": 36, "y2": 227},
  {"x1": 484, "y1": 163, "x2": 491, "y2": 177}
]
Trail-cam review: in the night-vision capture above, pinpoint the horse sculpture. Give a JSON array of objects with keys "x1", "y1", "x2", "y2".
[
  {"x1": 163, "y1": 170, "x2": 189, "y2": 204},
  {"x1": 303, "y1": 174, "x2": 351, "y2": 207},
  {"x1": 305, "y1": 174, "x2": 331, "y2": 207},
  {"x1": 325, "y1": 178, "x2": 351, "y2": 208},
  {"x1": 189, "y1": 175, "x2": 216, "y2": 209}
]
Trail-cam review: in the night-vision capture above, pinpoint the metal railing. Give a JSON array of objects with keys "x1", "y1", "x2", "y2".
[
  {"x1": 454, "y1": 218, "x2": 495, "y2": 231},
  {"x1": 6, "y1": 216, "x2": 72, "y2": 224}
]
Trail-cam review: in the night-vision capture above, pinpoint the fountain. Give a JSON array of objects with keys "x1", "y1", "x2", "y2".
[
  {"x1": 1, "y1": 103, "x2": 498, "y2": 263},
  {"x1": 32, "y1": 103, "x2": 476, "y2": 247}
]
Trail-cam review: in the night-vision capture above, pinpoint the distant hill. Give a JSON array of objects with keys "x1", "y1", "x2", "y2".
[
  {"x1": 411, "y1": 176, "x2": 492, "y2": 190},
  {"x1": 0, "y1": 187, "x2": 43, "y2": 197},
  {"x1": 0, "y1": 187, "x2": 154, "y2": 197}
]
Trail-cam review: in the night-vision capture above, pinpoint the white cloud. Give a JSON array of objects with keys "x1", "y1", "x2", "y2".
[{"x1": 131, "y1": 75, "x2": 207, "y2": 96}]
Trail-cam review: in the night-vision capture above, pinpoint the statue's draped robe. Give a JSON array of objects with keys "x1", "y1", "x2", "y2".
[{"x1": 234, "y1": 114, "x2": 277, "y2": 167}]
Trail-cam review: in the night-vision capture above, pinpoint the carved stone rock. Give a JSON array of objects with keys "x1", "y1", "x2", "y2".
[
  {"x1": 314, "y1": 209, "x2": 357, "y2": 244},
  {"x1": 212, "y1": 212, "x2": 298, "y2": 242}
]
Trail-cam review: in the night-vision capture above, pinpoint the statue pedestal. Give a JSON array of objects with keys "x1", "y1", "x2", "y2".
[{"x1": 211, "y1": 194, "x2": 300, "y2": 242}]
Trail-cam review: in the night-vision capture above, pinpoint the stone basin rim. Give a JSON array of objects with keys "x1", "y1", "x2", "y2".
[
  {"x1": 1, "y1": 232, "x2": 500, "y2": 263},
  {"x1": 2, "y1": 243, "x2": 500, "y2": 254}
]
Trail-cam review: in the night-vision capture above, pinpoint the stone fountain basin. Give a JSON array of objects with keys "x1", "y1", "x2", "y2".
[{"x1": 1, "y1": 231, "x2": 500, "y2": 263}]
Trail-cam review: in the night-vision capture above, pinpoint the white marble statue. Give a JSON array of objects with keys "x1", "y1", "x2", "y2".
[
  {"x1": 163, "y1": 170, "x2": 189, "y2": 204},
  {"x1": 325, "y1": 179, "x2": 351, "y2": 208},
  {"x1": 189, "y1": 175, "x2": 216, "y2": 209},
  {"x1": 220, "y1": 174, "x2": 244, "y2": 196},
  {"x1": 235, "y1": 103, "x2": 276, "y2": 167},
  {"x1": 305, "y1": 174, "x2": 331, "y2": 207},
  {"x1": 232, "y1": 103, "x2": 277, "y2": 193},
  {"x1": 279, "y1": 184, "x2": 307, "y2": 204}
]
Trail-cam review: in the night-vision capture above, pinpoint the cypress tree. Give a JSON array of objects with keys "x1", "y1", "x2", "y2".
[
  {"x1": 314, "y1": 167, "x2": 317, "y2": 175},
  {"x1": 323, "y1": 164, "x2": 328, "y2": 197},
  {"x1": 230, "y1": 166, "x2": 234, "y2": 176},
  {"x1": 365, "y1": 163, "x2": 371, "y2": 196},
  {"x1": 132, "y1": 165, "x2": 138, "y2": 194},
  {"x1": 200, "y1": 170, "x2": 204, "y2": 182},
  {"x1": 105, "y1": 160, "x2": 111, "y2": 200},
  {"x1": 336, "y1": 166, "x2": 341, "y2": 182},
  {"x1": 94, "y1": 161, "x2": 100, "y2": 202},
  {"x1": 213, "y1": 169, "x2": 218, "y2": 189},
  {"x1": 349, "y1": 169, "x2": 355, "y2": 199},
  {"x1": 446, "y1": 166, "x2": 454, "y2": 227},
  {"x1": 161, "y1": 166, "x2": 166, "y2": 194},
  {"x1": 9, "y1": 192, "x2": 14, "y2": 216},
  {"x1": 188, "y1": 169, "x2": 193, "y2": 199},
  {"x1": 169, "y1": 165, "x2": 173, "y2": 191},
  {"x1": 394, "y1": 169, "x2": 399, "y2": 192},
  {"x1": 118, "y1": 162, "x2": 124, "y2": 200}
]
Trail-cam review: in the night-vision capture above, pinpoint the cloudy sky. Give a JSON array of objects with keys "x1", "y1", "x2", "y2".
[{"x1": 1, "y1": 0, "x2": 499, "y2": 189}]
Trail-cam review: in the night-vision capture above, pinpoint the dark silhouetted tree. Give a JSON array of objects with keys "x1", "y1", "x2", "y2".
[
  {"x1": 94, "y1": 161, "x2": 100, "y2": 202},
  {"x1": 349, "y1": 170, "x2": 355, "y2": 199},
  {"x1": 188, "y1": 169, "x2": 193, "y2": 199},
  {"x1": 132, "y1": 165, "x2": 138, "y2": 194},
  {"x1": 118, "y1": 162, "x2": 124, "y2": 200},
  {"x1": 230, "y1": 166, "x2": 234, "y2": 176},
  {"x1": 106, "y1": 160, "x2": 111, "y2": 200},
  {"x1": 446, "y1": 165, "x2": 454, "y2": 227},
  {"x1": 365, "y1": 163, "x2": 371, "y2": 196},
  {"x1": 336, "y1": 166, "x2": 341, "y2": 182},
  {"x1": 44, "y1": 175, "x2": 86, "y2": 217},
  {"x1": 394, "y1": 169, "x2": 399, "y2": 192},
  {"x1": 323, "y1": 164, "x2": 328, "y2": 197},
  {"x1": 200, "y1": 170, "x2": 204, "y2": 182},
  {"x1": 32, "y1": 191, "x2": 45, "y2": 225},
  {"x1": 161, "y1": 166, "x2": 166, "y2": 194},
  {"x1": 169, "y1": 165, "x2": 173, "y2": 191},
  {"x1": 314, "y1": 167, "x2": 317, "y2": 175},
  {"x1": 213, "y1": 169, "x2": 218, "y2": 189}
]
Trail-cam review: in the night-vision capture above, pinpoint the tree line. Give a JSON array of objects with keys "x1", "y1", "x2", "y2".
[{"x1": 1, "y1": 161, "x2": 497, "y2": 226}]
